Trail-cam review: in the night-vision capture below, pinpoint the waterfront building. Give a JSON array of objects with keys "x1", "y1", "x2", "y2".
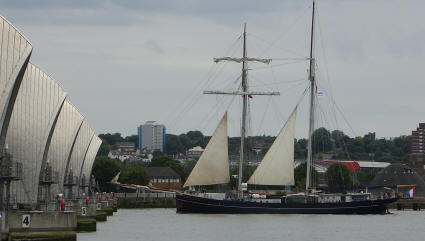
[
  {"x1": 116, "y1": 142, "x2": 136, "y2": 153},
  {"x1": 137, "y1": 121, "x2": 166, "y2": 152},
  {"x1": 409, "y1": 123, "x2": 425, "y2": 176},
  {"x1": 366, "y1": 132, "x2": 376, "y2": 141},
  {"x1": 144, "y1": 167, "x2": 181, "y2": 189},
  {"x1": 186, "y1": 146, "x2": 204, "y2": 159},
  {"x1": 369, "y1": 164, "x2": 425, "y2": 197}
]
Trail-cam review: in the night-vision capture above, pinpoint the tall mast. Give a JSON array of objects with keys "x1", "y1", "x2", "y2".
[
  {"x1": 205, "y1": 24, "x2": 278, "y2": 198},
  {"x1": 238, "y1": 23, "x2": 248, "y2": 198},
  {"x1": 305, "y1": 0, "x2": 316, "y2": 196}
]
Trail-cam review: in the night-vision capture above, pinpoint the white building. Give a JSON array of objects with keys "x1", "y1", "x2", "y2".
[
  {"x1": 137, "y1": 121, "x2": 166, "y2": 152},
  {"x1": 186, "y1": 146, "x2": 204, "y2": 159}
]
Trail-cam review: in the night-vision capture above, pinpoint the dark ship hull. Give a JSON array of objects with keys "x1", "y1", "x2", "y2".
[{"x1": 176, "y1": 194, "x2": 398, "y2": 214}]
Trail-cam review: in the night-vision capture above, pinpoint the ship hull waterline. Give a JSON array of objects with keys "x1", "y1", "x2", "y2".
[{"x1": 176, "y1": 194, "x2": 398, "y2": 214}]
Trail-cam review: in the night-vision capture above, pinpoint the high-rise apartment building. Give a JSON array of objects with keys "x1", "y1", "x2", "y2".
[
  {"x1": 409, "y1": 123, "x2": 425, "y2": 175},
  {"x1": 137, "y1": 121, "x2": 166, "y2": 152}
]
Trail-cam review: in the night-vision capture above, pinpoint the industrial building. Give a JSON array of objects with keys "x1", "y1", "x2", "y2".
[{"x1": 409, "y1": 123, "x2": 425, "y2": 176}]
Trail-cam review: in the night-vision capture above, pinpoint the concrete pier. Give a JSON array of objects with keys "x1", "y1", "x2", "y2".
[
  {"x1": 8, "y1": 211, "x2": 76, "y2": 232},
  {"x1": 64, "y1": 200, "x2": 98, "y2": 232},
  {"x1": 1, "y1": 193, "x2": 125, "y2": 240},
  {"x1": 389, "y1": 197, "x2": 425, "y2": 210},
  {"x1": 2, "y1": 210, "x2": 77, "y2": 241}
]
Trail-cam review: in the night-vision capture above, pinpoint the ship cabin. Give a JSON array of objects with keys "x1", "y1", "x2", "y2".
[{"x1": 317, "y1": 193, "x2": 371, "y2": 203}]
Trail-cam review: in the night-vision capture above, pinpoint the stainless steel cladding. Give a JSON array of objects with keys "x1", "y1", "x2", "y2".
[
  {"x1": 80, "y1": 136, "x2": 102, "y2": 187},
  {"x1": 0, "y1": 16, "x2": 33, "y2": 142},
  {"x1": 0, "y1": 16, "x2": 102, "y2": 206},
  {"x1": 6, "y1": 63, "x2": 67, "y2": 204},
  {"x1": 65, "y1": 120, "x2": 95, "y2": 194},
  {"x1": 46, "y1": 100, "x2": 84, "y2": 196}
]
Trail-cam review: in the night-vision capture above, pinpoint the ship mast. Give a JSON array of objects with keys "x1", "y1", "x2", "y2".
[
  {"x1": 305, "y1": 1, "x2": 316, "y2": 196},
  {"x1": 239, "y1": 24, "x2": 248, "y2": 199},
  {"x1": 205, "y1": 24, "x2": 278, "y2": 199}
]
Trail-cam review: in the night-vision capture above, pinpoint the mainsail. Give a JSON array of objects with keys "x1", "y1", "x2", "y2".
[
  {"x1": 247, "y1": 107, "x2": 297, "y2": 185},
  {"x1": 183, "y1": 113, "x2": 230, "y2": 187}
]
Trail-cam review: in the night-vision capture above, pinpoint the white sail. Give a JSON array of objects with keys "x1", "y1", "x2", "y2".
[
  {"x1": 247, "y1": 107, "x2": 297, "y2": 186},
  {"x1": 183, "y1": 113, "x2": 230, "y2": 187}
]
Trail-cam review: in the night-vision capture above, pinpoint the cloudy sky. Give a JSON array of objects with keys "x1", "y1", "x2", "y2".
[{"x1": 1, "y1": 0, "x2": 424, "y2": 138}]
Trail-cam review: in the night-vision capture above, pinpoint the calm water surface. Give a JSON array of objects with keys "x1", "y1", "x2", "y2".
[{"x1": 78, "y1": 209, "x2": 425, "y2": 241}]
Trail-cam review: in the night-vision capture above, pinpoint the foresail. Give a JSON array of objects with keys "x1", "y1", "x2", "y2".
[
  {"x1": 247, "y1": 107, "x2": 297, "y2": 186},
  {"x1": 183, "y1": 113, "x2": 230, "y2": 187}
]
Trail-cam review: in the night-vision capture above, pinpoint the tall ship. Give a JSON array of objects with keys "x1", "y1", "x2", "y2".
[{"x1": 176, "y1": 1, "x2": 398, "y2": 214}]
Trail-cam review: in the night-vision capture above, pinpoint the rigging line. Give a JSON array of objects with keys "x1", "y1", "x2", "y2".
[
  {"x1": 204, "y1": 41, "x2": 243, "y2": 90},
  {"x1": 248, "y1": 73, "x2": 307, "y2": 94},
  {"x1": 166, "y1": 53, "x2": 224, "y2": 124},
  {"x1": 269, "y1": 62, "x2": 278, "y2": 90},
  {"x1": 314, "y1": 9, "x2": 357, "y2": 139},
  {"x1": 214, "y1": 72, "x2": 242, "y2": 91},
  {"x1": 248, "y1": 32, "x2": 306, "y2": 59},
  {"x1": 316, "y1": 89, "x2": 353, "y2": 162},
  {"x1": 197, "y1": 95, "x2": 227, "y2": 132},
  {"x1": 246, "y1": 2, "x2": 310, "y2": 59},
  {"x1": 316, "y1": 8, "x2": 335, "y2": 102},
  {"x1": 269, "y1": 82, "x2": 309, "y2": 128},
  {"x1": 166, "y1": 33, "x2": 243, "y2": 128},
  {"x1": 317, "y1": 86, "x2": 352, "y2": 161},
  {"x1": 198, "y1": 85, "x2": 239, "y2": 132},
  {"x1": 247, "y1": 99, "x2": 253, "y2": 139},
  {"x1": 262, "y1": 4, "x2": 311, "y2": 57},
  {"x1": 332, "y1": 99, "x2": 358, "y2": 137},
  {"x1": 254, "y1": 96, "x2": 273, "y2": 136},
  {"x1": 249, "y1": 77, "x2": 306, "y2": 88},
  {"x1": 249, "y1": 60, "x2": 307, "y2": 71},
  {"x1": 272, "y1": 57, "x2": 310, "y2": 61},
  {"x1": 168, "y1": 56, "x2": 234, "y2": 129}
]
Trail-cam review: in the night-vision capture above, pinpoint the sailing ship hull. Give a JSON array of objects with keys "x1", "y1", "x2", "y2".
[{"x1": 176, "y1": 194, "x2": 397, "y2": 214}]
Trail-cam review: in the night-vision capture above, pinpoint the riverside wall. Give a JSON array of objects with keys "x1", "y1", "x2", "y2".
[{"x1": 0, "y1": 193, "x2": 119, "y2": 241}]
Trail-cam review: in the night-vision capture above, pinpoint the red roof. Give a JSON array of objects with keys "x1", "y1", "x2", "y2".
[{"x1": 320, "y1": 160, "x2": 360, "y2": 173}]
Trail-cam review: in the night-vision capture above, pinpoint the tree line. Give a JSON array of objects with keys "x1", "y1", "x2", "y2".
[{"x1": 92, "y1": 128, "x2": 411, "y2": 191}]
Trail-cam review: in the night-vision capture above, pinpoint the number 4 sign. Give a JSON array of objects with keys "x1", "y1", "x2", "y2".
[{"x1": 22, "y1": 214, "x2": 30, "y2": 228}]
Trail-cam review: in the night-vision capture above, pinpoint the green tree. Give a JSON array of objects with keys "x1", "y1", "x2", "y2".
[
  {"x1": 97, "y1": 140, "x2": 110, "y2": 156},
  {"x1": 150, "y1": 155, "x2": 187, "y2": 182},
  {"x1": 294, "y1": 163, "x2": 318, "y2": 191},
  {"x1": 152, "y1": 149, "x2": 163, "y2": 157},
  {"x1": 166, "y1": 134, "x2": 184, "y2": 155},
  {"x1": 331, "y1": 130, "x2": 349, "y2": 149},
  {"x1": 119, "y1": 165, "x2": 149, "y2": 185},
  {"x1": 125, "y1": 134, "x2": 138, "y2": 147},
  {"x1": 178, "y1": 134, "x2": 191, "y2": 150},
  {"x1": 92, "y1": 156, "x2": 120, "y2": 191},
  {"x1": 98, "y1": 133, "x2": 125, "y2": 145},
  {"x1": 325, "y1": 163, "x2": 352, "y2": 189},
  {"x1": 294, "y1": 138, "x2": 307, "y2": 159},
  {"x1": 313, "y1": 127, "x2": 332, "y2": 153},
  {"x1": 356, "y1": 169, "x2": 376, "y2": 185},
  {"x1": 182, "y1": 159, "x2": 197, "y2": 178},
  {"x1": 186, "y1": 131, "x2": 205, "y2": 147}
]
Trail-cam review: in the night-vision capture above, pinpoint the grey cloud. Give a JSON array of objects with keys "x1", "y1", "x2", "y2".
[
  {"x1": 144, "y1": 40, "x2": 164, "y2": 54},
  {"x1": 2, "y1": 0, "x2": 425, "y2": 138},
  {"x1": 0, "y1": 0, "x2": 106, "y2": 9}
]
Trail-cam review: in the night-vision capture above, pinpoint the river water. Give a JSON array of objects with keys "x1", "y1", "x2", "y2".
[{"x1": 78, "y1": 209, "x2": 424, "y2": 241}]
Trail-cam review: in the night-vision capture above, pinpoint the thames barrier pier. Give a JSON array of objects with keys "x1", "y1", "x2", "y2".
[{"x1": 0, "y1": 15, "x2": 103, "y2": 240}]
